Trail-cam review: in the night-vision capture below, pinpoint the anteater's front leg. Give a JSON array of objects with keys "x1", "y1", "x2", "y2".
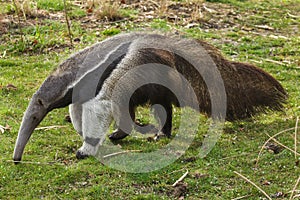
[
  {"x1": 76, "y1": 98, "x2": 112, "y2": 159},
  {"x1": 69, "y1": 103, "x2": 83, "y2": 136}
]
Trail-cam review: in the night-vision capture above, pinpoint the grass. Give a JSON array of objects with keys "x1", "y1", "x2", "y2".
[
  {"x1": 36, "y1": 0, "x2": 65, "y2": 11},
  {"x1": 0, "y1": 0, "x2": 299, "y2": 199}
]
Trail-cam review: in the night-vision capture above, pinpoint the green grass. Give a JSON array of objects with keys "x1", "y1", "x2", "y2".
[
  {"x1": 36, "y1": 0, "x2": 65, "y2": 11},
  {"x1": 0, "y1": 0, "x2": 299, "y2": 199}
]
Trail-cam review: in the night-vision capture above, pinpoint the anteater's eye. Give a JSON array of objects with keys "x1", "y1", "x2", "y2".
[{"x1": 37, "y1": 99, "x2": 44, "y2": 106}]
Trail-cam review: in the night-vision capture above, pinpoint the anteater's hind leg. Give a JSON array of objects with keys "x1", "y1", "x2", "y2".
[
  {"x1": 109, "y1": 106, "x2": 135, "y2": 141},
  {"x1": 109, "y1": 104, "x2": 173, "y2": 141},
  {"x1": 153, "y1": 103, "x2": 173, "y2": 137},
  {"x1": 109, "y1": 120, "x2": 159, "y2": 141}
]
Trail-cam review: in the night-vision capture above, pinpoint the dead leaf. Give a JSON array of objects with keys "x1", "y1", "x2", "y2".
[
  {"x1": 86, "y1": 8, "x2": 93, "y2": 14},
  {"x1": 203, "y1": 5, "x2": 216, "y2": 13},
  {"x1": 32, "y1": 39, "x2": 38, "y2": 46},
  {"x1": 0, "y1": 124, "x2": 11, "y2": 133},
  {"x1": 64, "y1": 115, "x2": 72, "y2": 123},
  {"x1": 73, "y1": 38, "x2": 81, "y2": 42},
  {"x1": 0, "y1": 126, "x2": 4, "y2": 134},
  {"x1": 262, "y1": 180, "x2": 271, "y2": 186},
  {"x1": 265, "y1": 142, "x2": 283, "y2": 154},
  {"x1": 192, "y1": 171, "x2": 209, "y2": 179},
  {"x1": 5, "y1": 124, "x2": 11, "y2": 131},
  {"x1": 6, "y1": 84, "x2": 17, "y2": 90},
  {"x1": 75, "y1": 181, "x2": 88, "y2": 186},
  {"x1": 270, "y1": 191, "x2": 285, "y2": 199},
  {"x1": 172, "y1": 182, "x2": 188, "y2": 198}
]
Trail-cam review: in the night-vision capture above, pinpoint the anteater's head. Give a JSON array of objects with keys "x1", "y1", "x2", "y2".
[{"x1": 13, "y1": 73, "x2": 73, "y2": 163}]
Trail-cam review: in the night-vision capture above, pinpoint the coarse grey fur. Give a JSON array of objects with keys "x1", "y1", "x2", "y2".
[
  {"x1": 13, "y1": 32, "x2": 287, "y2": 162},
  {"x1": 13, "y1": 32, "x2": 145, "y2": 162}
]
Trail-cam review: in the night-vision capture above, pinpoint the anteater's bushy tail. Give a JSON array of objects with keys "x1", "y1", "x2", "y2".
[
  {"x1": 191, "y1": 40, "x2": 288, "y2": 121},
  {"x1": 225, "y1": 62, "x2": 287, "y2": 120},
  {"x1": 224, "y1": 61, "x2": 287, "y2": 120}
]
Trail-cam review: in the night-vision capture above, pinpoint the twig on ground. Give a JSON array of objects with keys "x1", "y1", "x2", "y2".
[
  {"x1": 35, "y1": 125, "x2": 67, "y2": 130},
  {"x1": 203, "y1": 4, "x2": 216, "y2": 13},
  {"x1": 103, "y1": 150, "x2": 142, "y2": 158},
  {"x1": 264, "y1": 58, "x2": 285, "y2": 65},
  {"x1": 294, "y1": 194, "x2": 300, "y2": 198},
  {"x1": 255, "y1": 127, "x2": 298, "y2": 168},
  {"x1": 234, "y1": 171, "x2": 272, "y2": 200},
  {"x1": 295, "y1": 117, "x2": 299, "y2": 159},
  {"x1": 63, "y1": 0, "x2": 73, "y2": 46},
  {"x1": 287, "y1": 190, "x2": 300, "y2": 194},
  {"x1": 172, "y1": 170, "x2": 189, "y2": 187},
  {"x1": 287, "y1": 13, "x2": 300, "y2": 18},
  {"x1": 249, "y1": 59, "x2": 263, "y2": 64},
  {"x1": 55, "y1": 150, "x2": 59, "y2": 161},
  {"x1": 290, "y1": 175, "x2": 300, "y2": 200},
  {"x1": 254, "y1": 25, "x2": 274, "y2": 30}
]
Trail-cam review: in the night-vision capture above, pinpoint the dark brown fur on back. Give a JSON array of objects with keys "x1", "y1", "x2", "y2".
[{"x1": 127, "y1": 40, "x2": 287, "y2": 121}]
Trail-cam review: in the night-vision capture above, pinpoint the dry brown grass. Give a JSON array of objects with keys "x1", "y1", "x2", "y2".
[
  {"x1": 12, "y1": 0, "x2": 36, "y2": 19},
  {"x1": 190, "y1": 5, "x2": 203, "y2": 22},
  {"x1": 158, "y1": 0, "x2": 169, "y2": 17},
  {"x1": 185, "y1": 0, "x2": 204, "y2": 3},
  {"x1": 93, "y1": 0, "x2": 123, "y2": 21}
]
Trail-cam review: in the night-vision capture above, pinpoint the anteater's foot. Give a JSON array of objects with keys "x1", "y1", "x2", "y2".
[
  {"x1": 13, "y1": 158, "x2": 21, "y2": 165},
  {"x1": 147, "y1": 131, "x2": 167, "y2": 142},
  {"x1": 76, "y1": 150, "x2": 90, "y2": 159},
  {"x1": 135, "y1": 123, "x2": 159, "y2": 134},
  {"x1": 109, "y1": 129, "x2": 129, "y2": 141},
  {"x1": 76, "y1": 142, "x2": 98, "y2": 159},
  {"x1": 162, "y1": 129, "x2": 172, "y2": 138}
]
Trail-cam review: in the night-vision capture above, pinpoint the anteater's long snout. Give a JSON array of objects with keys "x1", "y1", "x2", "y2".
[{"x1": 13, "y1": 98, "x2": 48, "y2": 163}]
